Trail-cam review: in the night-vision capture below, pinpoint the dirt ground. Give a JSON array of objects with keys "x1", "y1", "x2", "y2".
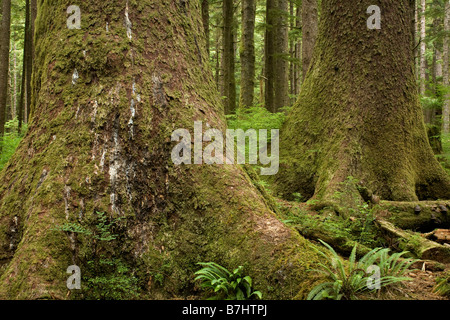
[{"x1": 399, "y1": 263, "x2": 449, "y2": 300}]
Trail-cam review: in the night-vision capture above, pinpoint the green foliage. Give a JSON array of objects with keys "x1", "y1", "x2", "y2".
[
  {"x1": 53, "y1": 212, "x2": 140, "y2": 300},
  {"x1": 0, "y1": 118, "x2": 26, "y2": 171},
  {"x1": 227, "y1": 105, "x2": 287, "y2": 133},
  {"x1": 292, "y1": 192, "x2": 304, "y2": 203},
  {"x1": 439, "y1": 133, "x2": 450, "y2": 175},
  {"x1": 281, "y1": 201, "x2": 383, "y2": 249},
  {"x1": 308, "y1": 240, "x2": 416, "y2": 300},
  {"x1": 194, "y1": 262, "x2": 262, "y2": 300},
  {"x1": 420, "y1": 96, "x2": 443, "y2": 111},
  {"x1": 434, "y1": 271, "x2": 450, "y2": 297}
]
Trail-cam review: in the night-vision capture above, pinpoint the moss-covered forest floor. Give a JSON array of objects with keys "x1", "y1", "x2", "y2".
[{"x1": 272, "y1": 198, "x2": 450, "y2": 300}]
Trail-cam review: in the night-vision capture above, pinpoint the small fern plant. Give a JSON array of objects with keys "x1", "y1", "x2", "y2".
[
  {"x1": 194, "y1": 262, "x2": 262, "y2": 300},
  {"x1": 307, "y1": 240, "x2": 416, "y2": 300}
]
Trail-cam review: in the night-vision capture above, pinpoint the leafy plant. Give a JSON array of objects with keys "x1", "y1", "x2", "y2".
[
  {"x1": 307, "y1": 240, "x2": 416, "y2": 300},
  {"x1": 194, "y1": 262, "x2": 262, "y2": 300},
  {"x1": 434, "y1": 271, "x2": 450, "y2": 297},
  {"x1": 292, "y1": 192, "x2": 304, "y2": 203}
]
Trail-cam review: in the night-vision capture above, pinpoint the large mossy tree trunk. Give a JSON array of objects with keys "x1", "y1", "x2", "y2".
[
  {"x1": 273, "y1": 0, "x2": 450, "y2": 204},
  {"x1": 0, "y1": 0, "x2": 320, "y2": 300}
]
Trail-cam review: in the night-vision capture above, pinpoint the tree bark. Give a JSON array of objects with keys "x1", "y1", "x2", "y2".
[
  {"x1": 239, "y1": 0, "x2": 256, "y2": 108},
  {"x1": 0, "y1": 0, "x2": 320, "y2": 300},
  {"x1": 264, "y1": 0, "x2": 275, "y2": 112},
  {"x1": 293, "y1": 2, "x2": 302, "y2": 98},
  {"x1": 265, "y1": 0, "x2": 290, "y2": 112},
  {"x1": 12, "y1": 42, "x2": 17, "y2": 120},
  {"x1": 419, "y1": 0, "x2": 426, "y2": 96},
  {"x1": 201, "y1": 0, "x2": 209, "y2": 55},
  {"x1": 274, "y1": 0, "x2": 290, "y2": 111},
  {"x1": 273, "y1": 0, "x2": 450, "y2": 204},
  {"x1": 443, "y1": 0, "x2": 450, "y2": 134},
  {"x1": 301, "y1": 0, "x2": 318, "y2": 82},
  {"x1": 18, "y1": 0, "x2": 30, "y2": 133},
  {"x1": 222, "y1": 0, "x2": 236, "y2": 114},
  {"x1": 0, "y1": 0, "x2": 11, "y2": 146},
  {"x1": 25, "y1": 0, "x2": 34, "y2": 121}
]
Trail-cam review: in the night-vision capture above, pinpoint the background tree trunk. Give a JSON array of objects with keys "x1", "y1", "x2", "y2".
[
  {"x1": 301, "y1": 0, "x2": 318, "y2": 82},
  {"x1": 222, "y1": 0, "x2": 236, "y2": 114},
  {"x1": 0, "y1": 0, "x2": 11, "y2": 146},
  {"x1": 420, "y1": 0, "x2": 426, "y2": 96},
  {"x1": 25, "y1": 0, "x2": 34, "y2": 121},
  {"x1": 264, "y1": 0, "x2": 275, "y2": 111},
  {"x1": 273, "y1": 0, "x2": 450, "y2": 204},
  {"x1": 265, "y1": 0, "x2": 290, "y2": 112},
  {"x1": 0, "y1": 0, "x2": 319, "y2": 300},
  {"x1": 239, "y1": 0, "x2": 256, "y2": 108},
  {"x1": 273, "y1": 0, "x2": 290, "y2": 111},
  {"x1": 17, "y1": 0, "x2": 30, "y2": 133},
  {"x1": 443, "y1": 0, "x2": 450, "y2": 134},
  {"x1": 201, "y1": 0, "x2": 210, "y2": 55}
]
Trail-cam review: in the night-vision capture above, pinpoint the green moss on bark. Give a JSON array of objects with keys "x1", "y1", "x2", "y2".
[{"x1": 273, "y1": 0, "x2": 450, "y2": 204}]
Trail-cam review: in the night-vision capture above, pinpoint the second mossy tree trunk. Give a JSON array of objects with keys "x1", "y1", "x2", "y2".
[
  {"x1": 273, "y1": 0, "x2": 450, "y2": 204},
  {"x1": 0, "y1": 0, "x2": 320, "y2": 300}
]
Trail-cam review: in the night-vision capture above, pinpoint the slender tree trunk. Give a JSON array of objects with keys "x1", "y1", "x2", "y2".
[
  {"x1": 419, "y1": 0, "x2": 426, "y2": 96},
  {"x1": 301, "y1": 0, "x2": 318, "y2": 82},
  {"x1": 274, "y1": 0, "x2": 289, "y2": 111},
  {"x1": 25, "y1": 0, "x2": 34, "y2": 122},
  {"x1": 414, "y1": 0, "x2": 419, "y2": 81},
  {"x1": 8, "y1": 52, "x2": 12, "y2": 121},
  {"x1": 239, "y1": 0, "x2": 256, "y2": 108},
  {"x1": 265, "y1": 0, "x2": 290, "y2": 112},
  {"x1": 264, "y1": 0, "x2": 275, "y2": 111},
  {"x1": 201, "y1": 0, "x2": 210, "y2": 55},
  {"x1": 0, "y1": 0, "x2": 319, "y2": 299},
  {"x1": 213, "y1": 11, "x2": 221, "y2": 91},
  {"x1": 289, "y1": 0, "x2": 294, "y2": 102},
  {"x1": 12, "y1": 42, "x2": 17, "y2": 120},
  {"x1": 274, "y1": 0, "x2": 450, "y2": 204},
  {"x1": 0, "y1": 0, "x2": 11, "y2": 147},
  {"x1": 443, "y1": 0, "x2": 450, "y2": 134},
  {"x1": 222, "y1": 0, "x2": 236, "y2": 114},
  {"x1": 18, "y1": 0, "x2": 30, "y2": 133},
  {"x1": 294, "y1": 4, "x2": 302, "y2": 96}
]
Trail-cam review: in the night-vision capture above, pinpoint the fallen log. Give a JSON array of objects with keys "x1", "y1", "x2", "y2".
[
  {"x1": 422, "y1": 229, "x2": 450, "y2": 244},
  {"x1": 375, "y1": 218, "x2": 450, "y2": 263},
  {"x1": 293, "y1": 224, "x2": 372, "y2": 258},
  {"x1": 373, "y1": 201, "x2": 450, "y2": 231}
]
